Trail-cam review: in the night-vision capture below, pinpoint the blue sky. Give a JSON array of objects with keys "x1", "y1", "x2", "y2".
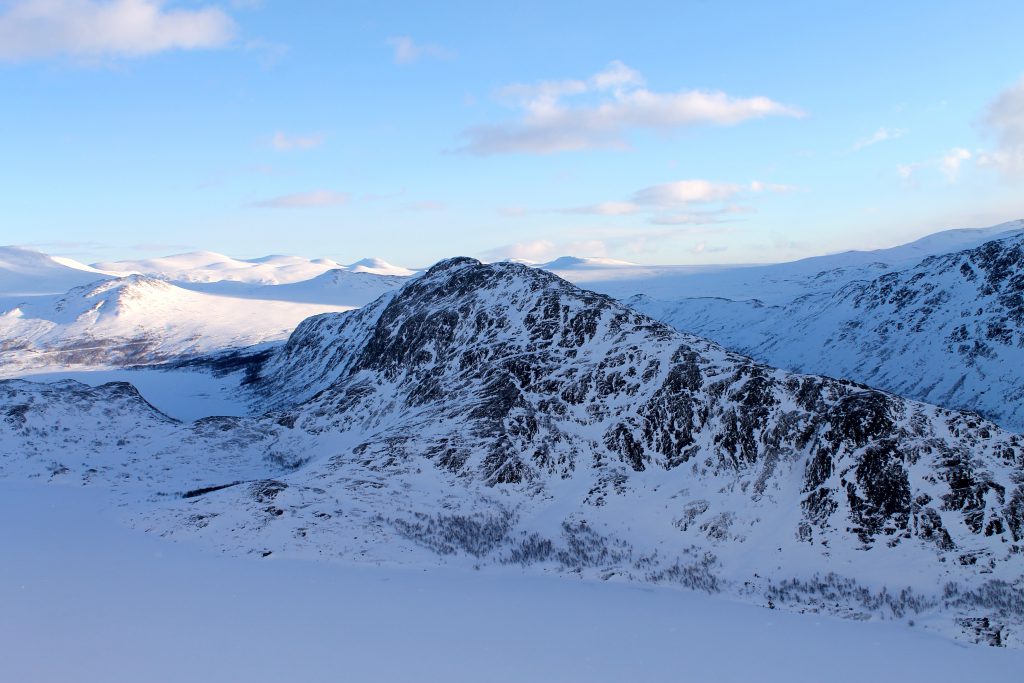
[{"x1": 2, "y1": 0, "x2": 1023, "y2": 266}]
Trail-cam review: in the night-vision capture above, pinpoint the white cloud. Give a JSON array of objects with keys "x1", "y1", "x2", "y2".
[
  {"x1": 852, "y1": 127, "x2": 906, "y2": 151},
  {"x1": 271, "y1": 131, "x2": 325, "y2": 151},
  {"x1": 252, "y1": 190, "x2": 349, "y2": 208},
  {"x1": 557, "y1": 178, "x2": 792, "y2": 223},
  {"x1": 0, "y1": 0, "x2": 236, "y2": 62},
  {"x1": 633, "y1": 179, "x2": 743, "y2": 206},
  {"x1": 560, "y1": 180, "x2": 741, "y2": 216},
  {"x1": 898, "y1": 147, "x2": 972, "y2": 184},
  {"x1": 939, "y1": 147, "x2": 971, "y2": 182},
  {"x1": 459, "y1": 61, "x2": 803, "y2": 155},
  {"x1": 897, "y1": 162, "x2": 920, "y2": 181},
  {"x1": 386, "y1": 36, "x2": 454, "y2": 64},
  {"x1": 977, "y1": 75, "x2": 1024, "y2": 176}
]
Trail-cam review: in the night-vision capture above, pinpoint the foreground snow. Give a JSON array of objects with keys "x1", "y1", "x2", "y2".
[{"x1": 1, "y1": 481, "x2": 1019, "y2": 683}]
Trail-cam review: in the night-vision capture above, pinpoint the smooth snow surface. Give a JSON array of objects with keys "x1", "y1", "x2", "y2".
[{"x1": 2, "y1": 481, "x2": 1019, "y2": 683}]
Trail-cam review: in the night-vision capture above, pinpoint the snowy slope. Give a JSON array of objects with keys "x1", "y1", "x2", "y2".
[
  {"x1": 95, "y1": 251, "x2": 416, "y2": 284},
  {"x1": 179, "y1": 268, "x2": 408, "y2": 306},
  {"x1": 0, "y1": 246, "x2": 115, "y2": 297},
  {"x1": 0, "y1": 275, "x2": 354, "y2": 373},
  {"x1": 630, "y1": 230, "x2": 1024, "y2": 432},
  {"x1": 3, "y1": 258, "x2": 1022, "y2": 647}
]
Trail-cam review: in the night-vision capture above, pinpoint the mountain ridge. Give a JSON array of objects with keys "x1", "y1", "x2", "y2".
[{"x1": 630, "y1": 230, "x2": 1024, "y2": 432}]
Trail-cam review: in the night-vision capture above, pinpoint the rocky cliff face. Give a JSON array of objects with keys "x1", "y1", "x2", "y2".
[
  {"x1": 3, "y1": 258, "x2": 1023, "y2": 646},
  {"x1": 629, "y1": 231, "x2": 1024, "y2": 433}
]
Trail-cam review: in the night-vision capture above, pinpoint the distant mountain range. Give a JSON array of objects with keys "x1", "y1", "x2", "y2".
[
  {"x1": 93, "y1": 251, "x2": 415, "y2": 283},
  {"x1": 0, "y1": 247, "x2": 415, "y2": 374},
  {"x1": 544, "y1": 219, "x2": 1024, "y2": 304}
]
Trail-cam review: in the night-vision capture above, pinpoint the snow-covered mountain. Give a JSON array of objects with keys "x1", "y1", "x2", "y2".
[
  {"x1": 179, "y1": 268, "x2": 408, "y2": 307},
  {"x1": 549, "y1": 220, "x2": 1024, "y2": 304},
  {"x1": 629, "y1": 230, "x2": 1024, "y2": 432},
  {"x1": 0, "y1": 275, "x2": 356, "y2": 374},
  {"x1": 95, "y1": 251, "x2": 416, "y2": 284},
  {"x1": 346, "y1": 257, "x2": 417, "y2": 276},
  {"x1": 538, "y1": 256, "x2": 640, "y2": 270},
  {"x1": 4, "y1": 258, "x2": 1021, "y2": 647},
  {"x1": 0, "y1": 246, "x2": 413, "y2": 374},
  {"x1": 0, "y1": 246, "x2": 115, "y2": 298}
]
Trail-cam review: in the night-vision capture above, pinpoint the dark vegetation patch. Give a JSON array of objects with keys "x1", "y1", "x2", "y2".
[{"x1": 181, "y1": 481, "x2": 245, "y2": 499}]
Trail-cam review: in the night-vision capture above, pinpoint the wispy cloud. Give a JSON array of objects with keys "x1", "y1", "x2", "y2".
[
  {"x1": 0, "y1": 0, "x2": 235, "y2": 62},
  {"x1": 852, "y1": 127, "x2": 906, "y2": 151},
  {"x1": 689, "y1": 241, "x2": 728, "y2": 255},
  {"x1": 977, "y1": 74, "x2": 1024, "y2": 176},
  {"x1": 386, "y1": 36, "x2": 454, "y2": 64},
  {"x1": 480, "y1": 223, "x2": 741, "y2": 263},
  {"x1": 897, "y1": 161, "x2": 923, "y2": 182},
  {"x1": 632, "y1": 179, "x2": 743, "y2": 206},
  {"x1": 561, "y1": 201, "x2": 641, "y2": 216},
  {"x1": 749, "y1": 180, "x2": 800, "y2": 194},
  {"x1": 939, "y1": 147, "x2": 971, "y2": 182},
  {"x1": 271, "y1": 131, "x2": 325, "y2": 151},
  {"x1": 252, "y1": 190, "x2": 349, "y2": 208},
  {"x1": 648, "y1": 206, "x2": 753, "y2": 226},
  {"x1": 561, "y1": 179, "x2": 793, "y2": 223},
  {"x1": 898, "y1": 147, "x2": 972, "y2": 184},
  {"x1": 458, "y1": 61, "x2": 803, "y2": 155}
]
